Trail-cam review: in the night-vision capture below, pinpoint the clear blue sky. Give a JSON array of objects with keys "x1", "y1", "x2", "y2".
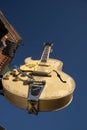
[{"x1": 0, "y1": 0, "x2": 87, "y2": 130}]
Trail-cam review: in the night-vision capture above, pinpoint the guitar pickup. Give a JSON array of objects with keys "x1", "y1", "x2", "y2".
[
  {"x1": 31, "y1": 71, "x2": 51, "y2": 77},
  {"x1": 38, "y1": 63, "x2": 50, "y2": 67}
]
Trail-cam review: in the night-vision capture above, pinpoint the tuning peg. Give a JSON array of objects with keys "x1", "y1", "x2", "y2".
[{"x1": 44, "y1": 42, "x2": 53, "y2": 47}]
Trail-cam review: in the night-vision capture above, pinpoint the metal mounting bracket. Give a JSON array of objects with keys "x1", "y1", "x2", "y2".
[{"x1": 28, "y1": 81, "x2": 45, "y2": 115}]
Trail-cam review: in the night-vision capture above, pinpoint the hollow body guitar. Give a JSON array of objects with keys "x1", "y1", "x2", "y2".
[{"x1": 2, "y1": 43, "x2": 75, "y2": 114}]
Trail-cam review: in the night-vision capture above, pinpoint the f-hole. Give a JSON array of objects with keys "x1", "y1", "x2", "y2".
[{"x1": 53, "y1": 70, "x2": 67, "y2": 83}]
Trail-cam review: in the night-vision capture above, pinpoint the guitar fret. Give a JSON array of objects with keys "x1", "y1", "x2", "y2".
[{"x1": 40, "y1": 44, "x2": 52, "y2": 63}]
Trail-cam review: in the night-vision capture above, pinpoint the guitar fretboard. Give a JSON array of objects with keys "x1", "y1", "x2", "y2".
[{"x1": 40, "y1": 43, "x2": 53, "y2": 63}]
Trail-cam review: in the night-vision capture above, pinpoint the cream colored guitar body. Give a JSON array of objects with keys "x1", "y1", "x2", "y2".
[
  {"x1": 2, "y1": 58, "x2": 75, "y2": 112},
  {"x1": 2, "y1": 43, "x2": 75, "y2": 114}
]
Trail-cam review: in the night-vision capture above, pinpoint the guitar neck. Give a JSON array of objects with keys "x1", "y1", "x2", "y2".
[{"x1": 40, "y1": 43, "x2": 53, "y2": 63}]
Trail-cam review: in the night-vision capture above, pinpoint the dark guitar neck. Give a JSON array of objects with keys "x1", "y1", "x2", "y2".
[{"x1": 40, "y1": 43, "x2": 53, "y2": 63}]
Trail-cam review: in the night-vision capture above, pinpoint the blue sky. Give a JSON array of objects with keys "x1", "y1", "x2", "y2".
[{"x1": 0, "y1": 0, "x2": 87, "y2": 130}]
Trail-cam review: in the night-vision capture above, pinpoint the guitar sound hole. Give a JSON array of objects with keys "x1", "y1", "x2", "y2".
[{"x1": 53, "y1": 70, "x2": 67, "y2": 83}]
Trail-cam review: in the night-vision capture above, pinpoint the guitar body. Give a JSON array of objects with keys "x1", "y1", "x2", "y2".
[{"x1": 2, "y1": 58, "x2": 75, "y2": 113}]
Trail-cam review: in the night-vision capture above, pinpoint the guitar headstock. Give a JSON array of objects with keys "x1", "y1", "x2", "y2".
[
  {"x1": 44, "y1": 42, "x2": 53, "y2": 53},
  {"x1": 44, "y1": 42, "x2": 53, "y2": 47}
]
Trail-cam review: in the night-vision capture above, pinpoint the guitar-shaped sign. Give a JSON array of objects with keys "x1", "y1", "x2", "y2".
[{"x1": 2, "y1": 43, "x2": 75, "y2": 114}]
